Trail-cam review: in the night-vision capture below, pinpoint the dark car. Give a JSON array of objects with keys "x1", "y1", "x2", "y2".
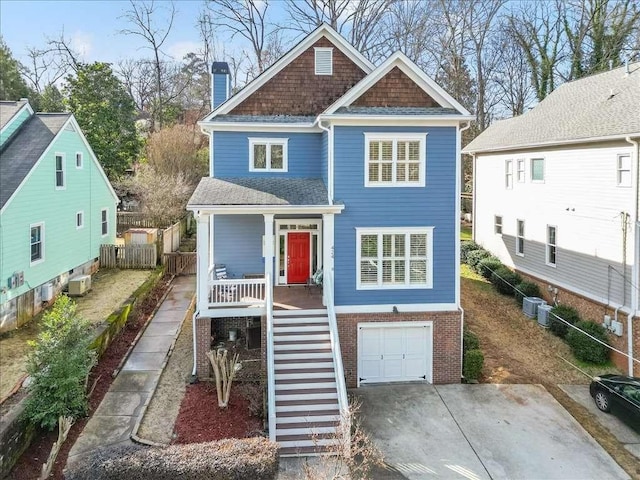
[{"x1": 590, "y1": 374, "x2": 640, "y2": 432}]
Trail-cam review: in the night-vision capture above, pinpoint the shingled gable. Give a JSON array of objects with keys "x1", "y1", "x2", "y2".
[
  {"x1": 324, "y1": 51, "x2": 473, "y2": 117},
  {"x1": 202, "y1": 23, "x2": 374, "y2": 120}
]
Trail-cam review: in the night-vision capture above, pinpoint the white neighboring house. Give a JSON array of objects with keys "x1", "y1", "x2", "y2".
[{"x1": 464, "y1": 62, "x2": 640, "y2": 376}]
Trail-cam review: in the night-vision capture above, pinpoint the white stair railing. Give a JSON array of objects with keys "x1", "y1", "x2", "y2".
[
  {"x1": 265, "y1": 274, "x2": 277, "y2": 442},
  {"x1": 324, "y1": 273, "x2": 349, "y2": 420}
]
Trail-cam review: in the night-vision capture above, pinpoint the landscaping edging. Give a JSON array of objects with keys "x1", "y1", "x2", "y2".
[{"x1": 0, "y1": 268, "x2": 165, "y2": 478}]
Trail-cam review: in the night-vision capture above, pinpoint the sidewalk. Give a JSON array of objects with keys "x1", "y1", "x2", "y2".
[{"x1": 66, "y1": 276, "x2": 195, "y2": 466}]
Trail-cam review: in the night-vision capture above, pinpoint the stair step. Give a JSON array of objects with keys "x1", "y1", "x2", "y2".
[
  {"x1": 277, "y1": 409, "x2": 340, "y2": 418},
  {"x1": 279, "y1": 444, "x2": 337, "y2": 457},
  {"x1": 273, "y1": 341, "x2": 331, "y2": 350},
  {"x1": 276, "y1": 420, "x2": 340, "y2": 429},
  {"x1": 274, "y1": 348, "x2": 332, "y2": 355},
  {"x1": 273, "y1": 325, "x2": 328, "y2": 333},
  {"x1": 276, "y1": 414, "x2": 340, "y2": 424},
  {"x1": 276, "y1": 393, "x2": 338, "y2": 403},
  {"x1": 276, "y1": 377, "x2": 335, "y2": 385},
  {"x1": 276, "y1": 426, "x2": 337, "y2": 436},
  {"x1": 274, "y1": 330, "x2": 330, "y2": 337},
  {"x1": 273, "y1": 309, "x2": 327, "y2": 317},
  {"x1": 274, "y1": 358, "x2": 334, "y2": 366},
  {"x1": 276, "y1": 398, "x2": 339, "y2": 408},
  {"x1": 277, "y1": 432, "x2": 337, "y2": 442},
  {"x1": 275, "y1": 368, "x2": 335, "y2": 380},
  {"x1": 276, "y1": 387, "x2": 337, "y2": 396},
  {"x1": 274, "y1": 333, "x2": 330, "y2": 342}
]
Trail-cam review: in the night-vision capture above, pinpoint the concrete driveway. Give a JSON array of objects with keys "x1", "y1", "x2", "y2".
[{"x1": 356, "y1": 384, "x2": 629, "y2": 480}]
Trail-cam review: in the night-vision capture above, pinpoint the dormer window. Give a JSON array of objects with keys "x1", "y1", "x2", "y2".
[{"x1": 314, "y1": 47, "x2": 333, "y2": 75}]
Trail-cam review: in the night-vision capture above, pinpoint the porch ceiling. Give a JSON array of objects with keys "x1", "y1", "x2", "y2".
[{"x1": 188, "y1": 177, "x2": 329, "y2": 208}]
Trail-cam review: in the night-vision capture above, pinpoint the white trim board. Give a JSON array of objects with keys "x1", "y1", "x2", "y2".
[
  {"x1": 335, "y1": 303, "x2": 458, "y2": 314},
  {"x1": 188, "y1": 205, "x2": 345, "y2": 215}
]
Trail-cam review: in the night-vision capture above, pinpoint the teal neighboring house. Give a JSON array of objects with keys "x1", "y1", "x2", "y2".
[{"x1": 0, "y1": 99, "x2": 119, "y2": 332}]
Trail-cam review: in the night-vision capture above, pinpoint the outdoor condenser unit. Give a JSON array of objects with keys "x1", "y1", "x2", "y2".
[
  {"x1": 522, "y1": 297, "x2": 546, "y2": 318},
  {"x1": 68, "y1": 275, "x2": 91, "y2": 296},
  {"x1": 41, "y1": 283, "x2": 54, "y2": 302},
  {"x1": 537, "y1": 304, "x2": 553, "y2": 327}
]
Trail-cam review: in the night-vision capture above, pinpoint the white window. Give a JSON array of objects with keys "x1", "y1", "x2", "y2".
[
  {"x1": 516, "y1": 219, "x2": 525, "y2": 256},
  {"x1": 249, "y1": 138, "x2": 288, "y2": 172},
  {"x1": 505, "y1": 159, "x2": 513, "y2": 189},
  {"x1": 76, "y1": 211, "x2": 84, "y2": 229},
  {"x1": 75, "y1": 152, "x2": 83, "y2": 169},
  {"x1": 30, "y1": 223, "x2": 44, "y2": 264},
  {"x1": 546, "y1": 225, "x2": 557, "y2": 266},
  {"x1": 531, "y1": 158, "x2": 545, "y2": 182},
  {"x1": 55, "y1": 153, "x2": 65, "y2": 188},
  {"x1": 357, "y1": 227, "x2": 433, "y2": 290},
  {"x1": 314, "y1": 47, "x2": 333, "y2": 75},
  {"x1": 101, "y1": 209, "x2": 108, "y2": 236},
  {"x1": 617, "y1": 154, "x2": 631, "y2": 187},
  {"x1": 364, "y1": 133, "x2": 426, "y2": 187},
  {"x1": 516, "y1": 159, "x2": 525, "y2": 182},
  {"x1": 494, "y1": 215, "x2": 503, "y2": 234}
]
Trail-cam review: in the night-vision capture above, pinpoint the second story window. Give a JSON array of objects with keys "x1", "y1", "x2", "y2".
[
  {"x1": 516, "y1": 219, "x2": 525, "y2": 256},
  {"x1": 617, "y1": 154, "x2": 631, "y2": 187},
  {"x1": 531, "y1": 158, "x2": 545, "y2": 182},
  {"x1": 30, "y1": 223, "x2": 44, "y2": 264},
  {"x1": 516, "y1": 159, "x2": 525, "y2": 182},
  {"x1": 76, "y1": 152, "x2": 83, "y2": 169},
  {"x1": 249, "y1": 138, "x2": 288, "y2": 172},
  {"x1": 55, "y1": 154, "x2": 65, "y2": 189},
  {"x1": 505, "y1": 160, "x2": 513, "y2": 189},
  {"x1": 364, "y1": 133, "x2": 426, "y2": 187},
  {"x1": 494, "y1": 215, "x2": 503, "y2": 234}
]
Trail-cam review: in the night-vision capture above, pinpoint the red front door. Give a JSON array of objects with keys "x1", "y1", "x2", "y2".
[{"x1": 287, "y1": 232, "x2": 310, "y2": 284}]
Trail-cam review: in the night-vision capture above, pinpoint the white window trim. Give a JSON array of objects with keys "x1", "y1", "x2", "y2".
[
  {"x1": 364, "y1": 132, "x2": 427, "y2": 187},
  {"x1": 248, "y1": 138, "x2": 289, "y2": 172},
  {"x1": 505, "y1": 159, "x2": 513, "y2": 189},
  {"x1": 516, "y1": 158, "x2": 525, "y2": 183},
  {"x1": 516, "y1": 219, "x2": 525, "y2": 257},
  {"x1": 314, "y1": 47, "x2": 333, "y2": 75},
  {"x1": 75, "y1": 151, "x2": 83, "y2": 169},
  {"x1": 531, "y1": 157, "x2": 545, "y2": 183},
  {"x1": 55, "y1": 152, "x2": 66, "y2": 190},
  {"x1": 76, "y1": 211, "x2": 84, "y2": 229},
  {"x1": 30, "y1": 222, "x2": 45, "y2": 265},
  {"x1": 617, "y1": 153, "x2": 632, "y2": 187},
  {"x1": 101, "y1": 208, "x2": 109, "y2": 237},
  {"x1": 356, "y1": 226, "x2": 434, "y2": 290},
  {"x1": 494, "y1": 215, "x2": 503, "y2": 235},
  {"x1": 546, "y1": 225, "x2": 557, "y2": 267}
]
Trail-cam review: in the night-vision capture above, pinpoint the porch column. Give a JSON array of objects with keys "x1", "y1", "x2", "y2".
[
  {"x1": 322, "y1": 213, "x2": 335, "y2": 306},
  {"x1": 196, "y1": 213, "x2": 210, "y2": 313},
  {"x1": 263, "y1": 214, "x2": 275, "y2": 284}
]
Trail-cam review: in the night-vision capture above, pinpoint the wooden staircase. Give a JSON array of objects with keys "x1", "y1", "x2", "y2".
[{"x1": 272, "y1": 309, "x2": 342, "y2": 456}]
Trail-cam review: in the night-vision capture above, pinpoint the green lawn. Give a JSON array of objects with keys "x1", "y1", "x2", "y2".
[{"x1": 461, "y1": 225, "x2": 472, "y2": 241}]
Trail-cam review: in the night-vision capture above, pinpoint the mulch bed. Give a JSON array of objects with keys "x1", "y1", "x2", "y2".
[
  {"x1": 173, "y1": 382, "x2": 263, "y2": 444},
  {"x1": 8, "y1": 275, "x2": 172, "y2": 480}
]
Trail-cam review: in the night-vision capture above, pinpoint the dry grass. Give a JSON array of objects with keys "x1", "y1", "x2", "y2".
[{"x1": 462, "y1": 264, "x2": 639, "y2": 479}]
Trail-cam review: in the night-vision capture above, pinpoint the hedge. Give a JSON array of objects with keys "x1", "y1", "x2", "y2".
[
  {"x1": 476, "y1": 257, "x2": 503, "y2": 279},
  {"x1": 549, "y1": 304, "x2": 581, "y2": 339},
  {"x1": 65, "y1": 438, "x2": 279, "y2": 480},
  {"x1": 514, "y1": 281, "x2": 542, "y2": 304},
  {"x1": 490, "y1": 267, "x2": 522, "y2": 296},
  {"x1": 463, "y1": 329, "x2": 480, "y2": 352},
  {"x1": 566, "y1": 321, "x2": 610, "y2": 365},
  {"x1": 463, "y1": 349, "x2": 484, "y2": 381},
  {"x1": 466, "y1": 249, "x2": 492, "y2": 270},
  {"x1": 460, "y1": 241, "x2": 482, "y2": 263}
]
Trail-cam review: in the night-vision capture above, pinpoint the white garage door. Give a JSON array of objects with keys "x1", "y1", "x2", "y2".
[{"x1": 358, "y1": 322, "x2": 432, "y2": 385}]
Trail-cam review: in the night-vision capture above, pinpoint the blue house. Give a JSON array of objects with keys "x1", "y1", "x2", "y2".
[{"x1": 187, "y1": 24, "x2": 472, "y2": 454}]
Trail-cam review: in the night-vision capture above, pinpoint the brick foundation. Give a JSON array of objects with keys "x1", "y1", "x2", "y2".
[
  {"x1": 195, "y1": 317, "x2": 212, "y2": 378},
  {"x1": 519, "y1": 272, "x2": 640, "y2": 376},
  {"x1": 337, "y1": 311, "x2": 462, "y2": 387}
]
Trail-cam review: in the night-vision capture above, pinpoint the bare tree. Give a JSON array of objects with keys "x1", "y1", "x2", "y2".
[{"x1": 116, "y1": 58, "x2": 155, "y2": 114}]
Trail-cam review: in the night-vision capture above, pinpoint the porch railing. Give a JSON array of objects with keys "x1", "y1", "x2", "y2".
[
  {"x1": 208, "y1": 278, "x2": 266, "y2": 308},
  {"x1": 265, "y1": 275, "x2": 276, "y2": 442}
]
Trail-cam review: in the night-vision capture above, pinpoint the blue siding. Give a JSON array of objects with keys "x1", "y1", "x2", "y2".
[
  {"x1": 320, "y1": 130, "x2": 328, "y2": 186},
  {"x1": 213, "y1": 131, "x2": 323, "y2": 178},
  {"x1": 332, "y1": 126, "x2": 457, "y2": 306},
  {"x1": 212, "y1": 74, "x2": 228, "y2": 109},
  {"x1": 214, "y1": 215, "x2": 264, "y2": 277}
]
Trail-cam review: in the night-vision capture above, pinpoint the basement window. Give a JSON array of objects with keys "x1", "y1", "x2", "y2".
[{"x1": 315, "y1": 47, "x2": 333, "y2": 75}]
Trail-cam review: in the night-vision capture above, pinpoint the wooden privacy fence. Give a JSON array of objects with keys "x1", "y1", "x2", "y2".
[
  {"x1": 100, "y1": 244, "x2": 157, "y2": 269},
  {"x1": 117, "y1": 212, "x2": 160, "y2": 233},
  {"x1": 164, "y1": 252, "x2": 197, "y2": 275}
]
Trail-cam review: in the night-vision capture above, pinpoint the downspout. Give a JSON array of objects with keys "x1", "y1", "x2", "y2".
[
  {"x1": 458, "y1": 122, "x2": 471, "y2": 379},
  {"x1": 626, "y1": 136, "x2": 639, "y2": 375}
]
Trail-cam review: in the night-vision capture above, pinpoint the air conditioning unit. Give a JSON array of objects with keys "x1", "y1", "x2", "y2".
[
  {"x1": 41, "y1": 283, "x2": 54, "y2": 302},
  {"x1": 523, "y1": 297, "x2": 546, "y2": 318},
  {"x1": 537, "y1": 304, "x2": 553, "y2": 327},
  {"x1": 68, "y1": 275, "x2": 91, "y2": 296}
]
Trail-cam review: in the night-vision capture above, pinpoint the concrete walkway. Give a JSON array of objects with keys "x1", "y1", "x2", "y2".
[{"x1": 67, "y1": 276, "x2": 195, "y2": 466}]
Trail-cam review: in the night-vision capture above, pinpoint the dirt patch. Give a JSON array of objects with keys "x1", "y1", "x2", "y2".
[
  {"x1": 0, "y1": 269, "x2": 153, "y2": 401},
  {"x1": 7, "y1": 275, "x2": 171, "y2": 480},
  {"x1": 172, "y1": 382, "x2": 263, "y2": 444},
  {"x1": 461, "y1": 265, "x2": 639, "y2": 479}
]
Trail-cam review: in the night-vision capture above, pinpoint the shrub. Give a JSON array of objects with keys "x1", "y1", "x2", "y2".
[
  {"x1": 476, "y1": 257, "x2": 503, "y2": 279},
  {"x1": 549, "y1": 304, "x2": 581, "y2": 339},
  {"x1": 460, "y1": 241, "x2": 481, "y2": 263},
  {"x1": 65, "y1": 438, "x2": 279, "y2": 480},
  {"x1": 463, "y1": 329, "x2": 480, "y2": 352},
  {"x1": 490, "y1": 267, "x2": 523, "y2": 296},
  {"x1": 514, "y1": 281, "x2": 542, "y2": 304},
  {"x1": 566, "y1": 321, "x2": 610, "y2": 364},
  {"x1": 466, "y1": 249, "x2": 491, "y2": 270},
  {"x1": 23, "y1": 296, "x2": 96, "y2": 431},
  {"x1": 463, "y1": 349, "x2": 484, "y2": 381}
]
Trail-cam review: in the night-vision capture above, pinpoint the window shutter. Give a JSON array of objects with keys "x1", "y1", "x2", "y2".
[{"x1": 315, "y1": 48, "x2": 333, "y2": 75}]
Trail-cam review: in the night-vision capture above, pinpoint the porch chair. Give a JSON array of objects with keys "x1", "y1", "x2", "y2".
[
  {"x1": 214, "y1": 264, "x2": 237, "y2": 301},
  {"x1": 306, "y1": 268, "x2": 323, "y2": 295}
]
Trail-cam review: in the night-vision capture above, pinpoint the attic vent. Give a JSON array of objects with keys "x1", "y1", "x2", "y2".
[
  {"x1": 315, "y1": 47, "x2": 333, "y2": 75},
  {"x1": 64, "y1": 123, "x2": 76, "y2": 132}
]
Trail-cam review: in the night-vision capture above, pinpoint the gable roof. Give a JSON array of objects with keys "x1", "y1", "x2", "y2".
[
  {"x1": 464, "y1": 62, "x2": 640, "y2": 154},
  {"x1": 202, "y1": 23, "x2": 374, "y2": 121},
  {"x1": 0, "y1": 99, "x2": 33, "y2": 131},
  {"x1": 323, "y1": 51, "x2": 473, "y2": 117},
  {"x1": 1, "y1": 113, "x2": 70, "y2": 208}
]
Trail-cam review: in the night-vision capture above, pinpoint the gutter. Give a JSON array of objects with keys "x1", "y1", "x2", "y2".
[{"x1": 626, "y1": 135, "x2": 639, "y2": 376}]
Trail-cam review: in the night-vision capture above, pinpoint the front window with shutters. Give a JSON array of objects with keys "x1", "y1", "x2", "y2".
[
  {"x1": 249, "y1": 138, "x2": 288, "y2": 172},
  {"x1": 364, "y1": 133, "x2": 426, "y2": 187},
  {"x1": 357, "y1": 227, "x2": 433, "y2": 289}
]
